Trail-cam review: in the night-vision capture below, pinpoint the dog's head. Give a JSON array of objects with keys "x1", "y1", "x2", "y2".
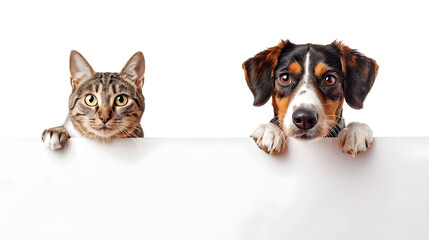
[{"x1": 243, "y1": 40, "x2": 378, "y2": 140}]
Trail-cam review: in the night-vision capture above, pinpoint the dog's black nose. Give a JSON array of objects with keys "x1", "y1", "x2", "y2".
[{"x1": 292, "y1": 109, "x2": 318, "y2": 130}]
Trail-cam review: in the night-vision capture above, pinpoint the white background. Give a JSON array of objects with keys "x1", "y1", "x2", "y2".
[
  {"x1": 1, "y1": 138, "x2": 429, "y2": 239},
  {"x1": 0, "y1": 0, "x2": 428, "y2": 138}
]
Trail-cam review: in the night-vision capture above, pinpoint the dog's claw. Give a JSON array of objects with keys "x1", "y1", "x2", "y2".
[{"x1": 339, "y1": 140, "x2": 345, "y2": 148}]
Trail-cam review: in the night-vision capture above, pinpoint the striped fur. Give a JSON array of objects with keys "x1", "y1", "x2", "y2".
[
  {"x1": 68, "y1": 72, "x2": 145, "y2": 141},
  {"x1": 42, "y1": 51, "x2": 145, "y2": 150}
]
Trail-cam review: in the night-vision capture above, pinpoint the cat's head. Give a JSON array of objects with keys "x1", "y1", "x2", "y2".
[{"x1": 68, "y1": 51, "x2": 145, "y2": 141}]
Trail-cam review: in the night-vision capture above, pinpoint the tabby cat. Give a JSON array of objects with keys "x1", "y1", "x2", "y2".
[{"x1": 42, "y1": 50, "x2": 146, "y2": 150}]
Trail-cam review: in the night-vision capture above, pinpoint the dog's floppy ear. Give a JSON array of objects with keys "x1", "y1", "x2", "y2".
[
  {"x1": 332, "y1": 41, "x2": 379, "y2": 109},
  {"x1": 242, "y1": 40, "x2": 289, "y2": 106}
]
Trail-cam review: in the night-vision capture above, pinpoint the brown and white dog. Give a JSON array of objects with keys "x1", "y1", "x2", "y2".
[{"x1": 243, "y1": 40, "x2": 378, "y2": 156}]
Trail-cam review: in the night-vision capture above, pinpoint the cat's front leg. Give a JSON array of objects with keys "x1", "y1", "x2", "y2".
[
  {"x1": 41, "y1": 126, "x2": 70, "y2": 150},
  {"x1": 338, "y1": 122, "x2": 373, "y2": 157}
]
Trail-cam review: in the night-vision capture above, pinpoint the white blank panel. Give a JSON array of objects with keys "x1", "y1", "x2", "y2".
[{"x1": 1, "y1": 138, "x2": 429, "y2": 240}]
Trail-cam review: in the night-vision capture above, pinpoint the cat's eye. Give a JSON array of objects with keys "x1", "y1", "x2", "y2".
[
  {"x1": 324, "y1": 75, "x2": 336, "y2": 86},
  {"x1": 84, "y1": 94, "x2": 98, "y2": 106},
  {"x1": 115, "y1": 95, "x2": 128, "y2": 106},
  {"x1": 280, "y1": 74, "x2": 291, "y2": 85}
]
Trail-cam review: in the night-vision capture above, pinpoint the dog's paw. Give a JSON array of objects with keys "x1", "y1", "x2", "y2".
[
  {"x1": 42, "y1": 126, "x2": 70, "y2": 150},
  {"x1": 251, "y1": 123, "x2": 286, "y2": 154},
  {"x1": 338, "y1": 122, "x2": 373, "y2": 157}
]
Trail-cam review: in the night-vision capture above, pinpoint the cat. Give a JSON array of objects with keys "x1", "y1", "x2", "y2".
[{"x1": 42, "y1": 50, "x2": 146, "y2": 150}]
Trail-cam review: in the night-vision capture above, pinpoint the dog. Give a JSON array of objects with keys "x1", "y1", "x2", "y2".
[{"x1": 243, "y1": 40, "x2": 378, "y2": 156}]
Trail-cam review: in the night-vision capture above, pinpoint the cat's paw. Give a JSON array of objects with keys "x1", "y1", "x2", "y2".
[
  {"x1": 42, "y1": 126, "x2": 70, "y2": 150},
  {"x1": 251, "y1": 123, "x2": 286, "y2": 154},
  {"x1": 338, "y1": 122, "x2": 373, "y2": 157}
]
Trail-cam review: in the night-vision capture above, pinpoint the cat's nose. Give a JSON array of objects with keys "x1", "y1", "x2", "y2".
[
  {"x1": 99, "y1": 110, "x2": 111, "y2": 124},
  {"x1": 99, "y1": 115, "x2": 110, "y2": 124},
  {"x1": 99, "y1": 114, "x2": 111, "y2": 124}
]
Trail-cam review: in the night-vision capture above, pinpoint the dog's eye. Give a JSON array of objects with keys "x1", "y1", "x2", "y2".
[
  {"x1": 324, "y1": 75, "x2": 336, "y2": 86},
  {"x1": 280, "y1": 74, "x2": 291, "y2": 85},
  {"x1": 85, "y1": 94, "x2": 98, "y2": 107}
]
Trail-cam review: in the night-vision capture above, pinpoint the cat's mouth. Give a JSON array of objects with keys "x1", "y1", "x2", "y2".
[
  {"x1": 99, "y1": 126, "x2": 112, "y2": 131},
  {"x1": 93, "y1": 125, "x2": 118, "y2": 138}
]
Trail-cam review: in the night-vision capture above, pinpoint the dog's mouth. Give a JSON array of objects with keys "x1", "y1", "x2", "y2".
[
  {"x1": 292, "y1": 129, "x2": 320, "y2": 140},
  {"x1": 289, "y1": 119, "x2": 337, "y2": 140}
]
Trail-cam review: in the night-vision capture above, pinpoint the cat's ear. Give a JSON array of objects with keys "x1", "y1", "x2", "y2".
[
  {"x1": 69, "y1": 50, "x2": 95, "y2": 88},
  {"x1": 120, "y1": 51, "x2": 145, "y2": 89}
]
